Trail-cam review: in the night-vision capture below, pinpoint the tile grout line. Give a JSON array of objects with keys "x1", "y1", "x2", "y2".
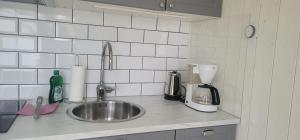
[
  {"x1": 0, "y1": 32, "x2": 188, "y2": 47},
  {"x1": 0, "y1": 15, "x2": 189, "y2": 34}
]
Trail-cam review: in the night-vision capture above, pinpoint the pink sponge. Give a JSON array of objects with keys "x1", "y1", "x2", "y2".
[{"x1": 17, "y1": 103, "x2": 59, "y2": 116}]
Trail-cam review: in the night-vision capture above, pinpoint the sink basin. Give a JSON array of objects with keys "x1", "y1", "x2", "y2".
[{"x1": 67, "y1": 100, "x2": 145, "y2": 122}]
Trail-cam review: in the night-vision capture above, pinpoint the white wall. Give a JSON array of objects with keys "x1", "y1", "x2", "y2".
[
  {"x1": 0, "y1": 1, "x2": 191, "y2": 100},
  {"x1": 191, "y1": 0, "x2": 300, "y2": 140}
]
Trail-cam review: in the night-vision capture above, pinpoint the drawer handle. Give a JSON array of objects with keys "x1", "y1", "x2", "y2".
[
  {"x1": 202, "y1": 129, "x2": 215, "y2": 137},
  {"x1": 159, "y1": 2, "x2": 165, "y2": 8},
  {"x1": 112, "y1": 138, "x2": 125, "y2": 140},
  {"x1": 169, "y1": 3, "x2": 174, "y2": 8}
]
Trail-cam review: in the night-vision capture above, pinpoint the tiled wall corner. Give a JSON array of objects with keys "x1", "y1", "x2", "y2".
[{"x1": 0, "y1": 1, "x2": 192, "y2": 100}]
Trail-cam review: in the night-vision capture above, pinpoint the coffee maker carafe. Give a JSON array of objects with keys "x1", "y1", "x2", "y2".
[{"x1": 185, "y1": 64, "x2": 220, "y2": 112}]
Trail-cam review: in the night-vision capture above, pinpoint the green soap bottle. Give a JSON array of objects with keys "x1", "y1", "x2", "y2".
[{"x1": 49, "y1": 70, "x2": 64, "y2": 104}]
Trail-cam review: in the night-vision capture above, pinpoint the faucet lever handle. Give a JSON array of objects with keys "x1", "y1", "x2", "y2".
[{"x1": 105, "y1": 86, "x2": 114, "y2": 93}]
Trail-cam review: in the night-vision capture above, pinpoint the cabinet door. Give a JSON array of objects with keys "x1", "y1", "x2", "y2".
[
  {"x1": 84, "y1": 130, "x2": 175, "y2": 140},
  {"x1": 126, "y1": 130, "x2": 175, "y2": 140},
  {"x1": 166, "y1": 0, "x2": 222, "y2": 17},
  {"x1": 85, "y1": 136, "x2": 126, "y2": 140},
  {"x1": 83, "y1": 0, "x2": 166, "y2": 11},
  {"x1": 176, "y1": 125, "x2": 236, "y2": 140}
]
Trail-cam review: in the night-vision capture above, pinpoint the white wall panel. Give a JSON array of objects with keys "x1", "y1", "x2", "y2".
[
  {"x1": 288, "y1": 33, "x2": 300, "y2": 140},
  {"x1": 266, "y1": 0, "x2": 300, "y2": 139},
  {"x1": 191, "y1": 0, "x2": 300, "y2": 140}
]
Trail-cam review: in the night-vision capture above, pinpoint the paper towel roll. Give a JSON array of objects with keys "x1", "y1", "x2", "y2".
[{"x1": 69, "y1": 66, "x2": 86, "y2": 102}]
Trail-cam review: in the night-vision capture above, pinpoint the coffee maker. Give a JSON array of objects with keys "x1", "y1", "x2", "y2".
[{"x1": 185, "y1": 64, "x2": 220, "y2": 112}]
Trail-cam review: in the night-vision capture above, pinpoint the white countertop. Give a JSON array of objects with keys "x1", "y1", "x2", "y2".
[{"x1": 0, "y1": 96, "x2": 240, "y2": 140}]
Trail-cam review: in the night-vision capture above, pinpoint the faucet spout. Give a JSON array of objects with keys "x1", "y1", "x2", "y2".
[{"x1": 97, "y1": 41, "x2": 114, "y2": 101}]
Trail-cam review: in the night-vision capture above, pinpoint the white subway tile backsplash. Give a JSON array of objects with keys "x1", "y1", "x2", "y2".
[
  {"x1": 180, "y1": 21, "x2": 192, "y2": 33},
  {"x1": 132, "y1": 15, "x2": 157, "y2": 30},
  {"x1": 143, "y1": 57, "x2": 166, "y2": 70},
  {"x1": 116, "y1": 84, "x2": 141, "y2": 96},
  {"x1": 86, "y1": 70, "x2": 100, "y2": 83},
  {"x1": 0, "y1": 2, "x2": 191, "y2": 99},
  {"x1": 144, "y1": 31, "x2": 168, "y2": 44},
  {"x1": 56, "y1": 54, "x2": 75, "y2": 68},
  {"x1": 0, "y1": 1, "x2": 37, "y2": 19},
  {"x1": 38, "y1": 37, "x2": 72, "y2": 53},
  {"x1": 73, "y1": 39, "x2": 102, "y2": 55},
  {"x1": 168, "y1": 33, "x2": 190, "y2": 46},
  {"x1": 130, "y1": 70, "x2": 154, "y2": 83},
  {"x1": 86, "y1": 84, "x2": 97, "y2": 98},
  {"x1": 38, "y1": 69, "x2": 72, "y2": 84},
  {"x1": 0, "y1": 17, "x2": 18, "y2": 34},
  {"x1": 156, "y1": 45, "x2": 178, "y2": 57},
  {"x1": 0, "y1": 69, "x2": 37, "y2": 84},
  {"x1": 104, "y1": 12, "x2": 131, "y2": 28},
  {"x1": 73, "y1": 10, "x2": 103, "y2": 25},
  {"x1": 157, "y1": 17, "x2": 180, "y2": 32},
  {"x1": 20, "y1": 85, "x2": 49, "y2": 99},
  {"x1": 87, "y1": 55, "x2": 101, "y2": 70},
  {"x1": 63, "y1": 85, "x2": 71, "y2": 98},
  {"x1": 88, "y1": 55, "x2": 117, "y2": 69},
  {"x1": 19, "y1": 53, "x2": 55, "y2": 68},
  {"x1": 19, "y1": 19, "x2": 55, "y2": 37},
  {"x1": 131, "y1": 43, "x2": 155, "y2": 56},
  {"x1": 154, "y1": 71, "x2": 167, "y2": 82},
  {"x1": 78, "y1": 55, "x2": 88, "y2": 67},
  {"x1": 118, "y1": 28, "x2": 144, "y2": 43},
  {"x1": 38, "y1": 6, "x2": 72, "y2": 22},
  {"x1": 0, "y1": 85, "x2": 18, "y2": 100},
  {"x1": 0, "y1": 35, "x2": 37, "y2": 52},
  {"x1": 111, "y1": 42, "x2": 130, "y2": 56},
  {"x1": 89, "y1": 25, "x2": 117, "y2": 41},
  {"x1": 88, "y1": 55, "x2": 101, "y2": 70},
  {"x1": 0, "y1": 52, "x2": 18, "y2": 68},
  {"x1": 179, "y1": 46, "x2": 190, "y2": 58},
  {"x1": 117, "y1": 56, "x2": 142, "y2": 69},
  {"x1": 104, "y1": 70, "x2": 129, "y2": 83},
  {"x1": 142, "y1": 83, "x2": 165, "y2": 95},
  {"x1": 87, "y1": 84, "x2": 115, "y2": 97},
  {"x1": 167, "y1": 58, "x2": 188, "y2": 70},
  {"x1": 56, "y1": 23, "x2": 88, "y2": 39}
]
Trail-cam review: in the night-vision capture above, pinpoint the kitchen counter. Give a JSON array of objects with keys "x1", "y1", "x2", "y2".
[{"x1": 0, "y1": 96, "x2": 240, "y2": 140}]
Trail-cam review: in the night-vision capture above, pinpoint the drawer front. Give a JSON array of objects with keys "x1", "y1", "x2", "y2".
[
  {"x1": 84, "y1": 130, "x2": 175, "y2": 140},
  {"x1": 175, "y1": 125, "x2": 236, "y2": 140},
  {"x1": 84, "y1": 136, "x2": 125, "y2": 140},
  {"x1": 126, "y1": 130, "x2": 175, "y2": 140}
]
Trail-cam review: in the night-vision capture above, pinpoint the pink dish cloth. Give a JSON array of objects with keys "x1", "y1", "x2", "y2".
[{"x1": 17, "y1": 102, "x2": 59, "y2": 116}]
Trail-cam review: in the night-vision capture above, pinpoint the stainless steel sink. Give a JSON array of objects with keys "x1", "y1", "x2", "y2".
[{"x1": 67, "y1": 100, "x2": 145, "y2": 122}]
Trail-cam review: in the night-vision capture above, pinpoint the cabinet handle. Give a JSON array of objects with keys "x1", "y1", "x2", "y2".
[
  {"x1": 202, "y1": 129, "x2": 215, "y2": 137},
  {"x1": 112, "y1": 138, "x2": 125, "y2": 140},
  {"x1": 159, "y1": 2, "x2": 165, "y2": 8},
  {"x1": 169, "y1": 3, "x2": 174, "y2": 8}
]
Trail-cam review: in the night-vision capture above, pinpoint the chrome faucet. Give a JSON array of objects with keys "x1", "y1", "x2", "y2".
[{"x1": 96, "y1": 41, "x2": 114, "y2": 101}]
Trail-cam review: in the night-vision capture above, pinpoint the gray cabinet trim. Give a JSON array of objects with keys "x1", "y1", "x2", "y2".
[
  {"x1": 84, "y1": 125, "x2": 236, "y2": 140},
  {"x1": 83, "y1": 0, "x2": 166, "y2": 11},
  {"x1": 83, "y1": 0, "x2": 222, "y2": 17},
  {"x1": 175, "y1": 125, "x2": 236, "y2": 140},
  {"x1": 166, "y1": 0, "x2": 222, "y2": 17}
]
